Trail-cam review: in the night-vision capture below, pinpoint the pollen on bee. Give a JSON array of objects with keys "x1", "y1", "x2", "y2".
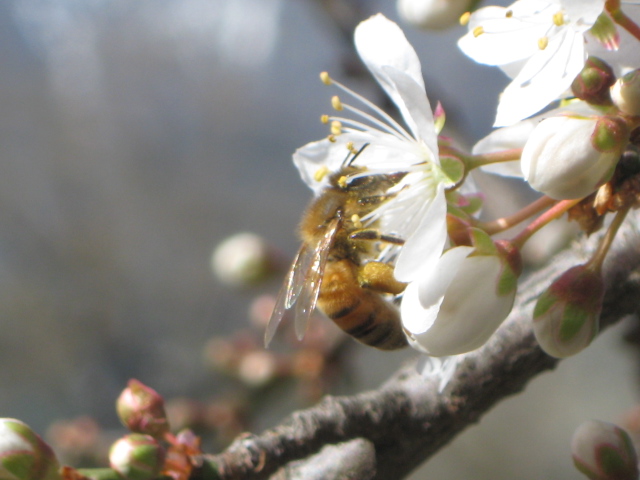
[
  {"x1": 331, "y1": 95, "x2": 344, "y2": 111},
  {"x1": 314, "y1": 165, "x2": 330, "y2": 182},
  {"x1": 320, "y1": 114, "x2": 330, "y2": 124},
  {"x1": 351, "y1": 214, "x2": 363, "y2": 229},
  {"x1": 331, "y1": 120, "x2": 343, "y2": 136},
  {"x1": 320, "y1": 71, "x2": 332, "y2": 85},
  {"x1": 538, "y1": 36, "x2": 549, "y2": 50},
  {"x1": 553, "y1": 11, "x2": 565, "y2": 26},
  {"x1": 338, "y1": 175, "x2": 348, "y2": 188},
  {"x1": 459, "y1": 11, "x2": 471, "y2": 26},
  {"x1": 472, "y1": 25, "x2": 484, "y2": 37}
]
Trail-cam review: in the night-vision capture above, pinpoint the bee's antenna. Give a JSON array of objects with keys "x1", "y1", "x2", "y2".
[{"x1": 343, "y1": 143, "x2": 370, "y2": 167}]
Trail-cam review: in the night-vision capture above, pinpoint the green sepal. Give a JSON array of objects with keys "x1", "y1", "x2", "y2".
[
  {"x1": 469, "y1": 228, "x2": 496, "y2": 256},
  {"x1": 533, "y1": 289, "x2": 556, "y2": 318},
  {"x1": 439, "y1": 155, "x2": 465, "y2": 185}
]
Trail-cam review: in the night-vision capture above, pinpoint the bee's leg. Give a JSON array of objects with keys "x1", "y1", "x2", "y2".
[
  {"x1": 350, "y1": 229, "x2": 404, "y2": 245},
  {"x1": 358, "y1": 261, "x2": 407, "y2": 295}
]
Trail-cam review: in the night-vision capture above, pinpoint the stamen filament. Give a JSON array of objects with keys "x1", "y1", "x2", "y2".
[
  {"x1": 328, "y1": 111, "x2": 410, "y2": 143},
  {"x1": 327, "y1": 78, "x2": 413, "y2": 141}
]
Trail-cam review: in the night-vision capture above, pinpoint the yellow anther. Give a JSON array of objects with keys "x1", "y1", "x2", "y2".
[
  {"x1": 473, "y1": 26, "x2": 484, "y2": 37},
  {"x1": 538, "y1": 36, "x2": 549, "y2": 50},
  {"x1": 553, "y1": 11, "x2": 565, "y2": 26},
  {"x1": 331, "y1": 120, "x2": 342, "y2": 136},
  {"x1": 314, "y1": 165, "x2": 330, "y2": 182},
  {"x1": 351, "y1": 214, "x2": 363, "y2": 229},
  {"x1": 338, "y1": 175, "x2": 348, "y2": 188},
  {"x1": 505, "y1": 9, "x2": 513, "y2": 18},
  {"x1": 328, "y1": 134, "x2": 337, "y2": 143},
  {"x1": 331, "y1": 95, "x2": 344, "y2": 111},
  {"x1": 346, "y1": 141, "x2": 357, "y2": 155},
  {"x1": 459, "y1": 11, "x2": 471, "y2": 26},
  {"x1": 320, "y1": 114, "x2": 329, "y2": 124},
  {"x1": 320, "y1": 71, "x2": 332, "y2": 85}
]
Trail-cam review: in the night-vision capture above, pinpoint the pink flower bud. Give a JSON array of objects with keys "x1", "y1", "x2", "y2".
[
  {"x1": 533, "y1": 265, "x2": 604, "y2": 358},
  {"x1": 116, "y1": 379, "x2": 169, "y2": 438},
  {"x1": 0, "y1": 418, "x2": 61, "y2": 480},
  {"x1": 572, "y1": 420, "x2": 639, "y2": 480},
  {"x1": 521, "y1": 115, "x2": 627, "y2": 199},
  {"x1": 109, "y1": 434, "x2": 165, "y2": 480}
]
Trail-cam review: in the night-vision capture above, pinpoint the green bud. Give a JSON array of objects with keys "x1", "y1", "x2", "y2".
[
  {"x1": 591, "y1": 115, "x2": 630, "y2": 154},
  {"x1": 109, "y1": 434, "x2": 165, "y2": 480},
  {"x1": 0, "y1": 418, "x2": 61, "y2": 480},
  {"x1": 533, "y1": 265, "x2": 604, "y2": 358},
  {"x1": 571, "y1": 57, "x2": 615, "y2": 106},
  {"x1": 116, "y1": 379, "x2": 169, "y2": 438},
  {"x1": 572, "y1": 420, "x2": 639, "y2": 480}
]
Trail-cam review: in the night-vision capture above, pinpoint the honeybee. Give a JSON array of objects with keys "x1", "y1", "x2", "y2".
[{"x1": 265, "y1": 145, "x2": 409, "y2": 350}]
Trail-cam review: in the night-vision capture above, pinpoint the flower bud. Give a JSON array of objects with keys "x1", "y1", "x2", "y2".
[
  {"x1": 109, "y1": 434, "x2": 165, "y2": 480},
  {"x1": 611, "y1": 69, "x2": 640, "y2": 116},
  {"x1": 117, "y1": 379, "x2": 169, "y2": 438},
  {"x1": 402, "y1": 231, "x2": 520, "y2": 356},
  {"x1": 0, "y1": 418, "x2": 61, "y2": 480},
  {"x1": 521, "y1": 115, "x2": 627, "y2": 199},
  {"x1": 533, "y1": 265, "x2": 604, "y2": 358},
  {"x1": 397, "y1": 0, "x2": 474, "y2": 30},
  {"x1": 572, "y1": 420, "x2": 639, "y2": 480},
  {"x1": 571, "y1": 57, "x2": 615, "y2": 106},
  {"x1": 211, "y1": 232, "x2": 276, "y2": 287}
]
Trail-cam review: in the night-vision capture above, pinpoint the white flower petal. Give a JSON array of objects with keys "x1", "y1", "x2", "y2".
[
  {"x1": 407, "y1": 255, "x2": 516, "y2": 356},
  {"x1": 293, "y1": 138, "x2": 355, "y2": 194},
  {"x1": 494, "y1": 30, "x2": 585, "y2": 126},
  {"x1": 354, "y1": 14, "x2": 425, "y2": 92},
  {"x1": 394, "y1": 185, "x2": 448, "y2": 281},
  {"x1": 381, "y1": 66, "x2": 438, "y2": 154},
  {"x1": 458, "y1": 5, "x2": 548, "y2": 65},
  {"x1": 355, "y1": 14, "x2": 433, "y2": 141}
]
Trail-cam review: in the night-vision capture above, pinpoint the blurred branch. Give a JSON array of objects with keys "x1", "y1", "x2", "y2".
[{"x1": 201, "y1": 211, "x2": 640, "y2": 480}]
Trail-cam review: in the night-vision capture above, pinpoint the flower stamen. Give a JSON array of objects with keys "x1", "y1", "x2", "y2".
[
  {"x1": 320, "y1": 71, "x2": 332, "y2": 85},
  {"x1": 322, "y1": 75, "x2": 413, "y2": 141},
  {"x1": 314, "y1": 165, "x2": 330, "y2": 182},
  {"x1": 553, "y1": 11, "x2": 565, "y2": 27},
  {"x1": 331, "y1": 95, "x2": 344, "y2": 111},
  {"x1": 538, "y1": 36, "x2": 549, "y2": 50}
]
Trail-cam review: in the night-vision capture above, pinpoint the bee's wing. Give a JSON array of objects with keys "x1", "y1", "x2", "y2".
[
  {"x1": 264, "y1": 244, "x2": 308, "y2": 347},
  {"x1": 264, "y1": 217, "x2": 341, "y2": 347},
  {"x1": 293, "y1": 217, "x2": 340, "y2": 340}
]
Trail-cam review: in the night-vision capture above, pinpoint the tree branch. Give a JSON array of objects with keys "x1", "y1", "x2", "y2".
[{"x1": 202, "y1": 212, "x2": 640, "y2": 480}]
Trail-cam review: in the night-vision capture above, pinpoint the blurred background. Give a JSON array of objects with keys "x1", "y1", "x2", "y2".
[{"x1": 0, "y1": 0, "x2": 638, "y2": 478}]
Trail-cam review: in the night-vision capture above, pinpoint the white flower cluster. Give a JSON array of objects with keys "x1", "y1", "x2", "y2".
[{"x1": 278, "y1": 0, "x2": 640, "y2": 387}]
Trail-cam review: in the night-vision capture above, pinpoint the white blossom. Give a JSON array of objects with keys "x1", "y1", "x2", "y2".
[
  {"x1": 294, "y1": 14, "x2": 454, "y2": 282},
  {"x1": 458, "y1": 0, "x2": 606, "y2": 126},
  {"x1": 401, "y1": 244, "x2": 517, "y2": 356}
]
